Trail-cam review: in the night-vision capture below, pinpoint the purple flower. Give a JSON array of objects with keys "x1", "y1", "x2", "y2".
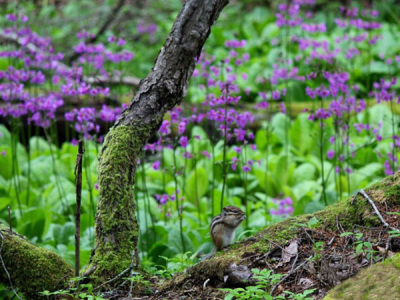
[
  {"x1": 242, "y1": 164, "x2": 251, "y2": 172},
  {"x1": 6, "y1": 14, "x2": 17, "y2": 22},
  {"x1": 231, "y1": 157, "x2": 238, "y2": 171},
  {"x1": 180, "y1": 136, "x2": 188, "y2": 148},
  {"x1": 384, "y1": 160, "x2": 394, "y2": 175},
  {"x1": 156, "y1": 194, "x2": 168, "y2": 205},
  {"x1": 224, "y1": 39, "x2": 247, "y2": 48},
  {"x1": 182, "y1": 151, "x2": 192, "y2": 159},
  {"x1": 159, "y1": 120, "x2": 170, "y2": 135},
  {"x1": 178, "y1": 121, "x2": 186, "y2": 134},
  {"x1": 117, "y1": 38, "x2": 126, "y2": 46},
  {"x1": 201, "y1": 150, "x2": 211, "y2": 158},
  {"x1": 280, "y1": 102, "x2": 286, "y2": 114},
  {"x1": 327, "y1": 150, "x2": 335, "y2": 160},
  {"x1": 152, "y1": 160, "x2": 161, "y2": 170},
  {"x1": 270, "y1": 196, "x2": 293, "y2": 218}
]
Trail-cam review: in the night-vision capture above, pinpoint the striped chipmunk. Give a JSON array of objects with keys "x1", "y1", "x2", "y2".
[{"x1": 203, "y1": 206, "x2": 246, "y2": 260}]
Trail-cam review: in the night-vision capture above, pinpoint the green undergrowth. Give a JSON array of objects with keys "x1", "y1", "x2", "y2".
[{"x1": 160, "y1": 171, "x2": 400, "y2": 292}]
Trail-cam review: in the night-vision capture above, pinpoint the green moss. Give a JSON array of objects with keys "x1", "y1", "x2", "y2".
[
  {"x1": 384, "y1": 184, "x2": 400, "y2": 200},
  {"x1": 86, "y1": 125, "x2": 150, "y2": 285},
  {"x1": 390, "y1": 254, "x2": 400, "y2": 270},
  {"x1": 325, "y1": 254, "x2": 400, "y2": 300},
  {"x1": 0, "y1": 226, "x2": 73, "y2": 299}
]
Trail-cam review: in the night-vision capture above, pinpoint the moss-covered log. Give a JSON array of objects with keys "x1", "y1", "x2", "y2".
[
  {"x1": 324, "y1": 254, "x2": 400, "y2": 299},
  {"x1": 85, "y1": 0, "x2": 229, "y2": 285},
  {"x1": 158, "y1": 172, "x2": 400, "y2": 298},
  {"x1": 0, "y1": 225, "x2": 73, "y2": 299}
]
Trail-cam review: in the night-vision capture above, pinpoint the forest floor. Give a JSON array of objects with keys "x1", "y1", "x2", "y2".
[{"x1": 103, "y1": 192, "x2": 400, "y2": 299}]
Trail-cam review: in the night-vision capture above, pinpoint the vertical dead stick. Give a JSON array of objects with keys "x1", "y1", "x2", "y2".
[
  {"x1": 8, "y1": 205, "x2": 12, "y2": 232},
  {"x1": 74, "y1": 140, "x2": 84, "y2": 277}
]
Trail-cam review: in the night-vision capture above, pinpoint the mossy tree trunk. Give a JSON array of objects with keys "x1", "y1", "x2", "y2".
[
  {"x1": 1, "y1": 0, "x2": 229, "y2": 297},
  {"x1": 84, "y1": 0, "x2": 229, "y2": 286}
]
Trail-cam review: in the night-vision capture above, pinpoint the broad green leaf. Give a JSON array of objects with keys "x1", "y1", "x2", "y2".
[
  {"x1": 270, "y1": 113, "x2": 291, "y2": 145},
  {"x1": 17, "y1": 207, "x2": 52, "y2": 241},
  {"x1": 253, "y1": 169, "x2": 278, "y2": 196},
  {"x1": 29, "y1": 136, "x2": 55, "y2": 158},
  {"x1": 292, "y1": 163, "x2": 317, "y2": 185},
  {"x1": 185, "y1": 167, "x2": 208, "y2": 204},
  {"x1": 289, "y1": 114, "x2": 313, "y2": 156},
  {"x1": 168, "y1": 228, "x2": 194, "y2": 254},
  {"x1": 0, "y1": 125, "x2": 11, "y2": 145}
]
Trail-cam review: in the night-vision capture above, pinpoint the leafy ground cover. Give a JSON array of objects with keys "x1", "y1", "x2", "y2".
[{"x1": 0, "y1": 0, "x2": 400, "y2": 298}]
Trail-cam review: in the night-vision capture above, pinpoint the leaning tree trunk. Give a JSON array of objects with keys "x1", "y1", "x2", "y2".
[{"x1": 85, "y1": 0, "x2": 229, "y2": 285}]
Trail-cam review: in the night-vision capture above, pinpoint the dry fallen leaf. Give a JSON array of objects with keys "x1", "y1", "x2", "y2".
[
  {"x1": 277, "y1": 240, "x2": 298, "y2": 267},
  {"x1": 282, "y1": 240, "x2": 298, "y2": 263}
]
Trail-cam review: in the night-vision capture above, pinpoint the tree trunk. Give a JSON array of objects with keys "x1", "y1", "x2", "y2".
[{"x1": 84, "y1": 0, "x2": 229, "y2": 286}]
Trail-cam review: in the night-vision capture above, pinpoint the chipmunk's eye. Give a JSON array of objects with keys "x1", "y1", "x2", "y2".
[{"x1": 232, "y1": 210, "x2": 239, "y2": 214}]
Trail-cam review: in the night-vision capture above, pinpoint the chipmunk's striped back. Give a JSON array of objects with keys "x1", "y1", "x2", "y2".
[{"x1": 209, "y1": 206, "x2": 245, "y2": 252}]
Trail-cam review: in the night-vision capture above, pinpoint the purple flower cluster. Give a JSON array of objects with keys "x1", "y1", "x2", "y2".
[
  {"x1": 154, "y1": 189, "x2": 181, "y2": 206},
  {"x1": 0, "y1": 17, "x2": 134, "y2": 138},
  {"x1": 136, "y1": 22, "x2": 157, "y2": 42},
  {"x1": 271, "y1": 196, "x2": 294, "y2": 218}
]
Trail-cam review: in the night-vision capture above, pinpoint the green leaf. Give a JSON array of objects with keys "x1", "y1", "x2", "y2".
[
  {"x1": 292, "y1": 163, "x2": 317, "y2": 185},
  {"x1": 0, "y1": 125, "x2": 11, "y2": 145},
  {"x1": 270, "y1": 113, "x2": 291, "y2": 145},
  {"x1": 168, "y1": 228, "x2": 194, "y2": 254},
  {"x1": 29, "y1": 136, "x2": 55, "y2": 158},
  {"x1": 307, "y1": 216, "x2": 320, "y2": 229},
  {"x1": 289, "y1": 114, "x2": 314, "y2": 157},
  {"x1": 255, "y1": 129, "x2": 268, "y2": 151},
  {"x1": 185, "y1": 167, "x2": 208, "y2": 204},
  {"x1": 17, "y1": 207, "x2": 52, "y2": 240},
  {"x1": 253, "y1": 169, "x2": 278, "y2": 196}
]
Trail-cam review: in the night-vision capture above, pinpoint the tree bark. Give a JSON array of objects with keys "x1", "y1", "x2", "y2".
[{"x1": 84, "y1": 0, "x2": 229, "y2": 286}]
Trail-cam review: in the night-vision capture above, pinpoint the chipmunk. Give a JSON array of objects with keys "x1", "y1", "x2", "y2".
[{"x1": 203, "y1": 206, "x2": 246, "y2": 260}]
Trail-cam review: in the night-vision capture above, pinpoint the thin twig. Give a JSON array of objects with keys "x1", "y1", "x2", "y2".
[
  {"x1": 95, "y1": 250, "x2": 139, "y2": 294},
  {"x1": 74, "y1": 140, "x2": 84, "y2": 277},
  {"x1": 0, "y1": 231, "x2": 22, "y2": 300},
  {"x1": 359, "y1": 189, "x2": 400, "y2": 232},
  {"x1": 248, "y1": 244, "x2": 277, "y2": 267},
  {"x1": 93, "y1": 267, "x2": 131, "y2": 291},
  {"x1": 8, "y1": 205, "x2": 12, "y2": 232},
  {"x1": 128, "y1": 248, "x2": 141, "y2": 299},
  {"x1": 270, "y1": 255, "x2": 313, "y2": 295}
]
